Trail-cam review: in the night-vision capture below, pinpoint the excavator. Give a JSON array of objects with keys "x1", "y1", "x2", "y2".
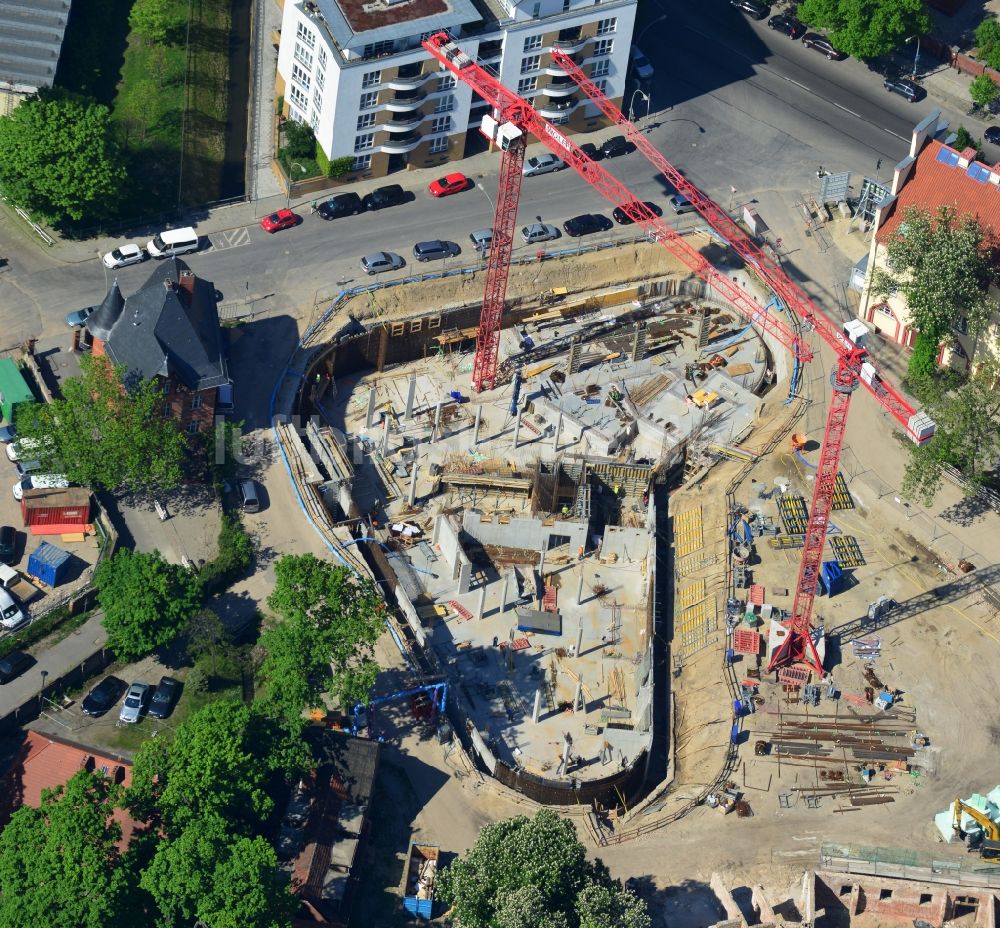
[{"x1": 952, "y1": 799, "x2": 1000, "y2": 860}]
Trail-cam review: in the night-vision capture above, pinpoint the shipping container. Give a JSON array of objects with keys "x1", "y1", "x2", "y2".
[
  {"x1": 0, "y1": 358, "x2": 36, "y2": 425},
  {"x1": 401, "y1": 843, "x2": 438, "y2": 920},
  {"x1": 27, "y1": 541, "x2": 72, "y2": 587},
  {"x1": 21, "y1": 487, "x2": 92, "y2": 535}
]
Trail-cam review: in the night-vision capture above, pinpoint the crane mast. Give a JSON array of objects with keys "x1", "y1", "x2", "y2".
[{"x1": 421, "y1": 32, "x2": 934, "y2": 679}]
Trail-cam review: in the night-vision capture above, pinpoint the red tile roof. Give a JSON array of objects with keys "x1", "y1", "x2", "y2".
[
  {"x1": 877, "y1": 139, "x2": 1000, "y2": 249},
  {"x1": 0, "y1": 731, "x2": 139, "y2": 847}
]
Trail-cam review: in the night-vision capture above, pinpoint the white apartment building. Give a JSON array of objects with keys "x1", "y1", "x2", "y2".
[{"x1": 275, "y1": 0, "x2": 637, "y2": 178}]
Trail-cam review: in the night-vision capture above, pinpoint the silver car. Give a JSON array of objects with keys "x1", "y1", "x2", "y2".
[
  {"x1": 102, "y1": 243, "x2": 147, "y2": 269},
  {"x1": 360, "y1": 251, "x2": 406, "y2": 275},
  {"x1": 119, "y1": 682, "x2": 151, "y2": 723},
  {"x1": 521, "y1": 223, "x2": 560, "y2": 245},
  {"x1": 523, "y1": 153, "x2": 566, "y2": 177},
  {"x1": 469, "y1": 228, "x2": 493, "y2": 253}
]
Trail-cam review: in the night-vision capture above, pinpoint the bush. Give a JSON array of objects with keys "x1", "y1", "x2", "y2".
[
  {"x1": 906, "y1": 331, "x2": 939, "y2": 383},
  {"x1": 329, "y1": 155, "x2": 354, "y2": 178},
  {"x1": 186, "y1": 664, "x2": 209, "y2": 694},
  {"x1": 976, "y1": 18, "x2": 1000, "y2": 69},
  {"x1": 953, "y1": 126, "x2": 982, "y2": 157},
  {"x1": 970, "y1": 74, "x2": 1000, "y2": 109},
  {"x1": 197, "y1": 512, "x2": 254, "y2": 597},
  {"x1": 283, "y1": 120, "x2": 316, "y2": 160}
]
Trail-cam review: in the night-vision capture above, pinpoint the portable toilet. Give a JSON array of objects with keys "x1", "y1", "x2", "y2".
[{"x1": 27, "y1": 541, "x2": 72, "y2": 587}]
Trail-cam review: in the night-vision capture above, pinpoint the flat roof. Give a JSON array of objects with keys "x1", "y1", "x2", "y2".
[
  {"x1": 0, "y1": 0, "x2": 69, "y2": 91},
  {"x1": 307, "y1": 0, "x2": 479, "y2": 52}
]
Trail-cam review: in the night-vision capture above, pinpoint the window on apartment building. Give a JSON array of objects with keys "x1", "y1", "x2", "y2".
[
  {"x1": 352, "y1": 153, "x2": 372, "y2": 171},
  {"x1": 517, "y1": 76, "x2": 537, "y2": 94},
  {"x1": 296, "y1": 21, "x2": 316, "y2": 48},
  {"x1": 357, "y1": 112, "x2": 376, "y2": 130},
  {"x1": 291, "y1": 64, "x2": 311, "y2": 90},
  {"x1": 355, "y1": 133, "x2": 375, "y2": 152},
  {"x1": 313, "y1": 88, "x2": 323, "y2": 110},
  {"x1": 437, "y1": 74, "x2": 456, "y2": 91},
  {"x1": 310, "y1": 109, "x2": 320, "y2": 130},
  {"x1": 591, "y1": 78, "x2": 607, "y2": 95},
  {"x1": 362, "y1": 70, "x2": 381, "y2": 88},
  {"x1": 191, "y1": 395, "x2": 202, "y2": 410},
  {"x1": 315, "y1": 68, "x2": 325, "y2": 92},
  {"x1": 590, "y1": 58, "x2": 609, "y2": 78},
  {"x1": 161, "y1": 404, "x2": 171, "y2": 418},
  {"x1": 186, "y1": 421, "x2": 200, "y2": 436},
  {"x1": 359, "y1": 90, "x2": 379, "y2": 109},
  {"x1": 429, "y1": 136, "x2": 448, "y2": 154},
  {"x1": 434, "y1": 94, "x2": 455, "y2": 113},
  {"x1": 318, "y1": 46, "x2": 327, "y2": 69},
  {"x1": 521, "y1": 54, "x2": 541, "y2": 74},
  {"x1": 523, "y1": 34, "x2": 542, "y2": 52},
  {"x1": 596, "y1": 16, "x2": 616, "y2": 34},
  {"x1": 289, "y1": 85, "x2": 308, "y2": 111},
  {"x1": 161, "y1": 381, "x2": 171, "y2": 394},
  {"x1": 363, "y1": 40, "x2": 394, "y2": 57},
  {"x1": 531, "y1": 3, "x2": 540, "y2": 17},
  {"x1": 294, "y1": 43, "x2": 313, "y2": 69},
  {"x1": 431, "y1": 115, "x2": 451, "y2": 133},
  {"x1": 593, "y1": 38, "x2": 613, "y2": 57}
]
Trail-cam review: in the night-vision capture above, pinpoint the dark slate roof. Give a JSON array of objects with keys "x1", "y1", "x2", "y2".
[
  {"x1": 100, "y1": 258, "x2": 227, "y2": 391},
  {"x1": 86, "y1": 279, "x2": 125, "y2": 343}
]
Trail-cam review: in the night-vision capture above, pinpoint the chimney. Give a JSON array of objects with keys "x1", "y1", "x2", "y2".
[
  {"x1": 81, "y1": 754, "x2": 95, "y2": 771},
  {"x1": 178, "y1": 269, "x2": 196, "y2": 297},
  {"x1": 958, "y1": 147, "x2": 976, "y2": 168}
]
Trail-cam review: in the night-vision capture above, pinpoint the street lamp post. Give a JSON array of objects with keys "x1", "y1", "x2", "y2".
[
  {"x1": 907, "y1": 35, "x2": 921, "y2": 79},
  {"x1": 476, "y1": 181, "x2": 496, "y2": 212},
  {"x1": 286, "y1": 161, "x2": 307, "y2": 209},
  {"x1": 627, "y1": 89, "x2": 650, "y2": 126}
]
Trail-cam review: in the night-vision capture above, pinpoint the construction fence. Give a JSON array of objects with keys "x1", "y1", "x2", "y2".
[{"x1": 821, "y1": 843, "x2": 1000, "y2": 889}]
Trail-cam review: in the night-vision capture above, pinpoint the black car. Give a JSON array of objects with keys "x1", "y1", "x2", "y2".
[
  {"x1": 81, "y1": 675, "x2": 127, "y2": 717},
  {"x1": 317, "y1": 192, "x2": 362, "y2": 219},
  {"x1": 148, "y1": 675, "x2": 182, "y2": 719},
  {"x1": 362, "y1": 184, "x2": 405, "y2": 211},
  {"x1": 0, "y1": 526, "x2": 15, "y2": 565},
  {"x1": 0, "y1": 650, "x2": 33, "y2": 684},
  {"x1": 732, "y1": 0, "x2": 770, "y2": 20},
  {"x1": 802, "y1": 33, "x2": 846, "y2": 59},
  {"x1": 578, "y1": 142, "x2": 603, "y2": 161},
  {"x1": 600, "y1": 135, "x2": 630, "y2": 158},
  {"x1": 884, "y1": 77, "x2": 926, "y2": 102},
  {"x1": 563, "y1": 213, "x2": 613, "y2": 237},
  {"x1": 612, "y1": 201, "x2": 664, "y2": 225},
  {"x1": 767, "y1": 14, "x2": 805, "y2": 38},
  {"x1": 985, "y1": 126, "x2": 1000, "y2": 145}
]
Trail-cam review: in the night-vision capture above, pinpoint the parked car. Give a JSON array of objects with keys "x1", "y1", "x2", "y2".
[
  {"x1": 362, "y1": 184, "x2": 406, "y2": 211},
  {"x1": 612, "y1": 201, "x2": 663, "y2": 225},
  {"x1": 630, "y1": 45, "x2": 654, "y2": 81},
  {"x1": 767, "y1": 14, "x2": 805, "y2": 38},
  {"x1": 413, "y1": 240, "x2": 460, "y2": 262},
  {"x1": 985, "y1": 126, "x2": 1000, "y2": 145},
  {"x1": 0, "y1": 425, "x2": 13, "y2": 443},
  {"x1": 148, "y1": 676, "x2": 182, "y2": 719},
  {"x1": 0, "y1": 526, "x2": 15, "y2": 564},
  {"x1": 600, "y1": 135, "x2": 630, "y2": 159},
  {"x1": 6, "y1": 438, "x2": 51, "y2": 463},
  {"x1": 119, "y1": 682, "x2": 152, "y2": 723},
  {"x1": 0, "y1": 587, "x2": 25, "y2": 630},
  {"x1": 12, "y1": 474, "x2": 69, "y2": 501},
  {"x1": 884, "y1": 77, "x2": 925, "y2": 102},
  {"x1": 469, "y1": 228, "x2": 493, "y2": 253},
  {"x1": 669, "y1": 194, "x2": 697, "y2": 215},
  {"x1": 317, "y1": 192, "x2": 362, "y2": 220},
  {"x1": 578, "y1": 142, "x2": 603, "y2": 161},
  {"x1": 731, "y1": 0, "x2": 769, "y2": 19},
  {"x1": 82, "y1": 675, "x2": 127, "y2": 717},
  {"x1": 428, "y1": 172, "x2": 470, "y2": 197},
  {"x1": 260, "y1": 209, "x2": 298, "y2": 233},
  {"x1": 521, "y1": 222, "x2": 560, "y2": 244},
  {"x1": 802, "y1": 33, "x2": 846, "y2": 59},
  {"x1": 102, "y1": 243, "x2": 147, "y2": 269},
  {"x1": 0, "y1": 650, "x2": 33, "y2": 684},
  {"x1": 65, "y1": 306, "x2": 96, "y2": 327},
  {"x1": 562, "y1": 213, "x2": 613, "y2": 237},
  {"x1": 522, "y1": 153, "x2": 566, "y2": 176},
  {"x1": 360, "y1": 252, "x2": 405, "y2": 275}
]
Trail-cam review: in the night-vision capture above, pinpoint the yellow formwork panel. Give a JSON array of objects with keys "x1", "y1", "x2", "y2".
[
  {"x1": 677, "y1": 578, "x2": 706, "y2": 610},
  {"x1": 673, "y1": 506, "x2": 704, "y2": 558}
]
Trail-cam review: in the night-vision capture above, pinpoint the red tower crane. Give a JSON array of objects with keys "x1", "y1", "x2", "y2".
[{"x1": 421, "y1": 32, "x2": 935, "y2": 678}]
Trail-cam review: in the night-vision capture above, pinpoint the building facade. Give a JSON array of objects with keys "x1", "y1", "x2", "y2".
[{"x1": 275, "y1": 0, "x2": 637, "y2": 178}]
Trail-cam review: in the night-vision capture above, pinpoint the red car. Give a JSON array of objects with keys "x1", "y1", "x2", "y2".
[
  {"x1": 260, "y1": 209, "x2": 298, "y2": 233},
  {"x1": 428, "y1": 172, "x2": 470, "y2": 197}
]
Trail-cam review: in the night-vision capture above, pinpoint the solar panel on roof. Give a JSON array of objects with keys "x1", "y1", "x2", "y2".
[
  {"x1": 967, "y1": 162, "x2": 991, "y2": 183},
  {"x1": 936, "y1": 148, "x2": 960, "y2": 166}
]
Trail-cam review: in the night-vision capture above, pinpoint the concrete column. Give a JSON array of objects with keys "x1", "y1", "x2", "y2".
[
  {"x1": 532, "y1": 688, "x2": 542, "y2": 723},
  {"x1": 457, "y1": 561, "x2": 472, "y2": 595},
  {"x1": 366, "y1": 387, "x2": 377, "y2": 428},
  {"x1": 476, "y1": 583, "x2": 487, "y2": 620},
  {"x1": 408, "y1": 462, "x2": 418, "y2": 506},
  {"x1": 433, "y1": 401, "x2": 443, "y2": 442},
  {"x1": 405, "y1": 375, "x2": 416, "y2": 419},
  {"x1": 577, "y1": 570, "x2": 585, "y2": 606},
  {"x1": 381, "y1": 414, "x2": 390, "y2": 455},
  {"x1": 574, "y1": 677, "x2": 584, "y2": 713},
  {"x1": 575, "y1": 620, "x2": 583, "y2": 659},
  {"x1": 553, "y1": 411, "x2": 563, "y2": 451},
  {"x1": 500, "y1": 570, "x2": 510, "y2": 614},
  {"x1": 513, "y1": 414, "x2": 521, "y2": 449},
  {"x1": 473, "y1": 404, "x2": 483, "y2": 445}
]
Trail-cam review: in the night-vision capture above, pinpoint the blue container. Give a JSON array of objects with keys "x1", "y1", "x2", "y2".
[
  {"x1": 821, "y1": 560, "x2": 844, "y2": 597},
  {"x1": 28, "y1": 541, "x2": 71, "y2": 587}
]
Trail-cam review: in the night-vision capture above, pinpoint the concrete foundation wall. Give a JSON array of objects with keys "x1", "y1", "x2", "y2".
[
  {"x1": 432, "y1": 515, "x2": 468, "y2": 581},
  {"x1": 461, "y1": 510, "x2": 588, "y2": 554}
]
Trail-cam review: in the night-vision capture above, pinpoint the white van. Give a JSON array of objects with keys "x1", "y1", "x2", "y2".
[
  {"x1": 147, "y1": 226, "x2": 199, "y2": 259},
  {"x1": 0, "y1": 587, "x2": 25, "y2": 629}
]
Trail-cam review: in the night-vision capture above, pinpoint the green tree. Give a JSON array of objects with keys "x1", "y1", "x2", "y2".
[
  {"x1": 283, "y1": 121, "x2": 316, "y2": 160},
  {"x1": 975, "y1": 18, "x2": 1000, "y2": 69},
  {"x1": 437, "y1": 809, "x2": 649, "y2": 928},
  {"x1": 95, "y1": 549, "x2": 201, "y2": 661},
  {"x1": 797, "y1": 0, "x2": 930, "y2": 59},
  {"x1": 128, "y1": 0, "x2": 175, "y2": 43},
  {"x1": 129, "y1": 700, "x2": 285, "y2": 832},
  {"x1": 953, "y1": 126, "x2": 983, "y2": 159},
  {"x1": 0, "y1": 92, "x2": 126, "y2": 223},
  {"x1": 0, "y1": 770, "x2": 129, "y2": 928},
  {"x1": 871, "y1": 205, "x2": 998, "y2": 380},
  {"x1": 971, "y1": 73, "x2": 1000, "y2": 109},
  {"x1": 185, "y1": 608, "x2": 239, "y2": 675},
  {"x1": 15, "y1": 354, "x2": 187, "y2": 494},
  {"x1": 261, "y1": 555, "x2": 385, "y2": 718},
  {"x1": 140, "y1": 814, "x2": 297, "y2": 928}
]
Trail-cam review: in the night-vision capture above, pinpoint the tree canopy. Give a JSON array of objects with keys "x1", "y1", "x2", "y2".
[
  {"x1": 261, "y1": 555, "x2": 385, "y2": 719},
  {"x1": 871, "y1": 205, "x2": 998, "y2": 380},
  {"x1": 128, "y1": 0, "x2": 177, "y2": 43},
  {"x1": 797, "y1": 0, "x2": 930, "y2": 60},
  {"x1": 976, "y1": 18, "x2": 1000, "y2": 70},
  {"x1": 970, "y1": 73, "x2": 1000, "y2": 109},
  {"x1": 16, "y1": 354, "x2": 187, "y2": 494},
  {"x1": 0, "y1": 91, "x2": 126, "y2": 224},
  {"x1": 94, "y1": 549, "x2": 202, "y2": 662},
  {"x1": 0, "y1": 770, "x2": 129, "y2": 928},
  {"x1": 437, "y1": 809, "x2": 650, "y2": 928}
]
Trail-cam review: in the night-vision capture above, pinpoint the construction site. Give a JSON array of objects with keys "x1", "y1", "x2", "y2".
[{"x1": 265, "y1": 34, "x2": 1000, "y2": 927}]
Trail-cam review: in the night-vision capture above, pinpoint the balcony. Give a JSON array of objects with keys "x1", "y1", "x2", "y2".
[
  {"x1": 380, "y1": 132, "x2": 423, "y2": 154},
  {"x1": 386, "y1": 63, "x2": 431, "y2": 89},
  {"x1": 544, "y1": 54, "x2": 581, "y2": 76},
  {"x1": 543, "y1": 77, "x2": 577, "y2": 97},
  {"x1": 384, "y1": 114, "x2": 423, "y2": 132},
  {"x1": 385, "y1": 90, "x2": 427, "y2": 112},
  {"x1": 535, "y1": 96, "x2": 578, "y2": 118},
  {"x1": 551, "y1": 27, "x2": 589, "y2": 54},
  {"x1": 478, "y1": 40, "x2": 503, "y2": 63}
]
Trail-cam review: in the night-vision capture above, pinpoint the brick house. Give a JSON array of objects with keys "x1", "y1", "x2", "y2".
[{"x1": 84, "y1": 258, "x2": 229, "y2": 437}]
